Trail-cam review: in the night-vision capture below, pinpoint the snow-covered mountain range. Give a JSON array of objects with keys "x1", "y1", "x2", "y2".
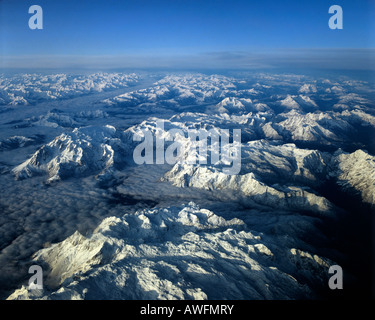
[
  {"x1": 1, "y1": 71, "x2": 374, "y2": 300},
  {"x1": 12, "y1": 125, "x2": 132, "y2": 183},
  {"x1": 7, "y1": 202, "x2": 332, "y2": 300},
  {"x1": 0, "y1": 73, "x2": 140, "y2": 106}
]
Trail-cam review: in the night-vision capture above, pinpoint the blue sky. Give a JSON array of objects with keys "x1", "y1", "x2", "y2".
[{"x1": 1, "y1": 0, "x2": 374, "y2": 69}]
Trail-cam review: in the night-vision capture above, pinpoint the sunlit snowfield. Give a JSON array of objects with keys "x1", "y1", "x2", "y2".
[{"x1": 0, "y1": 70, "x2": 374, "y2": 299}]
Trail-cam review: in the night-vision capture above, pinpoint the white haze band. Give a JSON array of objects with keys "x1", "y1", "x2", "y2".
[{"x1": 133, "y1": 121, "x2": 242, "y2": 175}]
